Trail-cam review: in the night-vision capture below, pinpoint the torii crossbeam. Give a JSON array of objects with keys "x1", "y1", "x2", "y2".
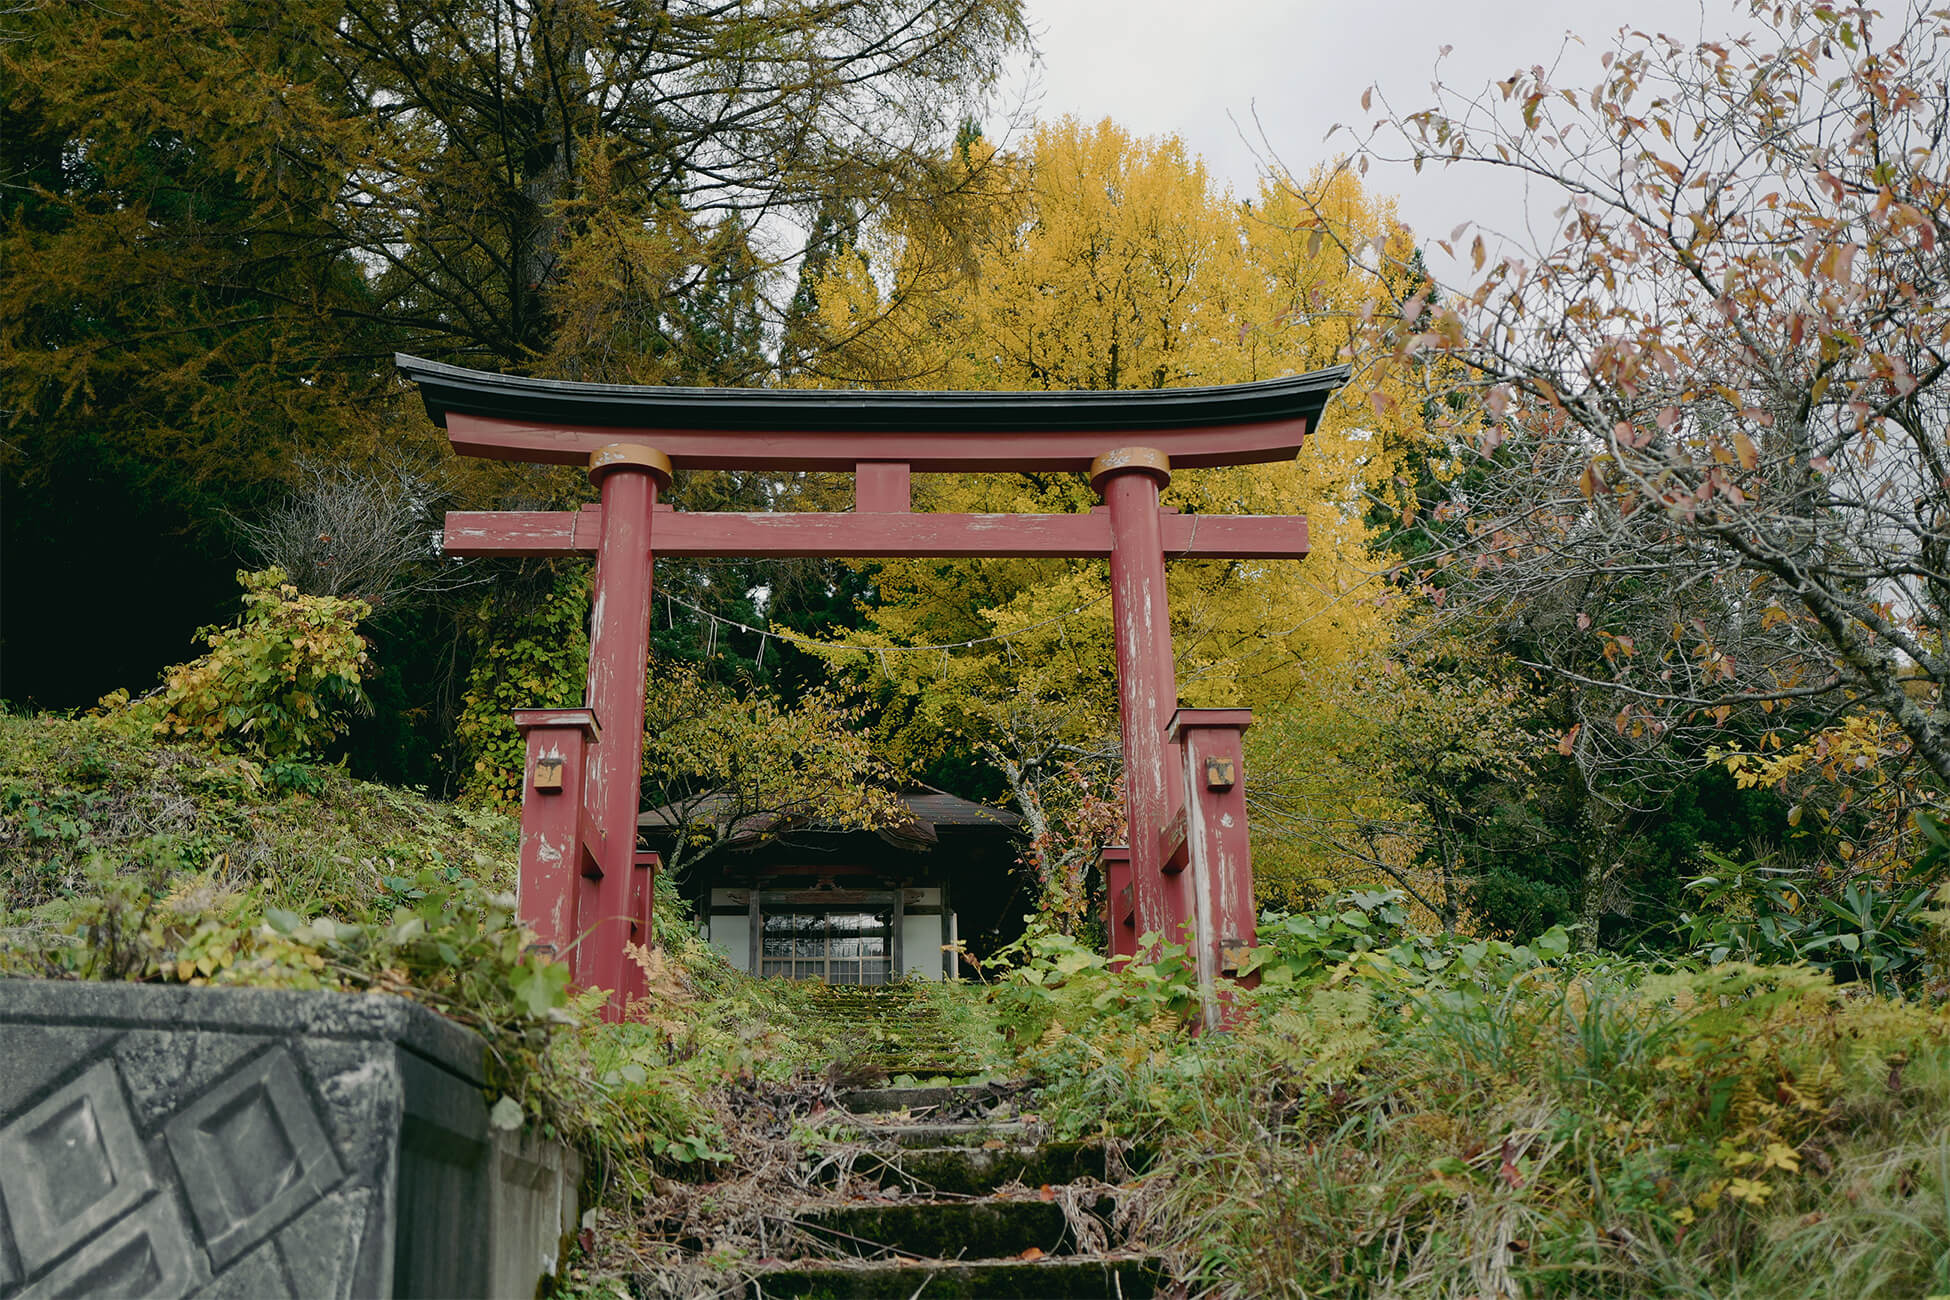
[{"x1": 401, "y1": 355, "x2": 1349, "y2": 1023}]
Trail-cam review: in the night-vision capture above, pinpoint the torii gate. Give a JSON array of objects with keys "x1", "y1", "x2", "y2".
[{"x1": 399, "y1": 355, "x2": 1347, "y2": 1024}]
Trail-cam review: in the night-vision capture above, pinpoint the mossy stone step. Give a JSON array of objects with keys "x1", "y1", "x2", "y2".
[
  {"x1": 795, "y1": 983, "x2": 990, "y2": 1077},
  {"x1": 627, "y1": 1066, "x2": 1166, "y2": 1296},
  {"x1": 834, "y1": 1143, "x2": 1108, "y2": 1197},
  {"x1": 865, "y1": 1119, "x2": 1033, "y2": 1148},
  {"x1": 791, "y1": 1195, "x2": 1109, "y2": 1261},
  {"x1": 745, "y1": 1255, "x2": 1165, "y2": 1298},
  {"x1": 848, "y1": 1144, "x2": 1106, "y2": 1197},
  {"x1": 837, "y1": 1082, "x2": 1015, "y2": 1115}
]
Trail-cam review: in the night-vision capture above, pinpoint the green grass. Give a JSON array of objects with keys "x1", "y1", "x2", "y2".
[
  {"x1": 0, "y1": 710, "x2": 516, "y2": 918},
  {"x1": 13, "y1": 709, "x2": 1949, "y2": 1297},
  {"x1": 997, "y1": 950, "x2": 1950, "y2": 1298}
]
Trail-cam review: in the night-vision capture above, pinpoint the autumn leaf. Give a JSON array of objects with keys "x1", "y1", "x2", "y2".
[{"x1": 804, "y1": 117, "x2": 1427, "y2": 782}]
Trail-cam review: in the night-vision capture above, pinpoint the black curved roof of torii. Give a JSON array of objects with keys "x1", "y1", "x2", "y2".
[{"x1": 397, "y1": 353, "x2": 1351, "y2": 435}]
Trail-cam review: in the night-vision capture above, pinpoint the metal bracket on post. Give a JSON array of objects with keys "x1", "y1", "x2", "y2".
[
  {"x1": 1165, "y1": 708, "x2": 1256, "y2": 1031},
  {"x1": 512, "y1": 708, "x2": 602, "y2": 977},
  {"x1": 1158, "y1": 804, "x2": 1188, "y2": 874}
]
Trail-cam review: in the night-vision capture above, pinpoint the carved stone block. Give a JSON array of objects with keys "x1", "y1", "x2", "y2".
[
  {"x1": 14, "y1": 1192, "x2": 200, "y2": 1300},
  {"x1": 0, "y1": 1059, "x2": 155, "y2": 1274},
  {"x1": 164, "y1": 1047, "x2": 343, "y2": 1266},
  {"x1": 0, "y1": 981, "x2": 579, "y2": 1300}
]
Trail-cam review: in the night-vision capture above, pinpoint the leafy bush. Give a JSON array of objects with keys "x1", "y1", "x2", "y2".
[
  {"x1": 100, "y1": 567, "x2": 370, "y2": 761},
  {"x1": 1681, "y1": 848, "x2": 1942, "y2": 994},
  {"x1": 980, "y1": 925, "x2": 1207, "y2": 1140},
  {"x1": 982, "y1": 893, "x2": 1950, "y2": 1299},
  {"x1": 1244, "y1": 887, "x2": 1418, "y2": 983}
]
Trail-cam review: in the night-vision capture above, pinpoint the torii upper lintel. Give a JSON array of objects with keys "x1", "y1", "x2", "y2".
[{"x1": 399, "y1": 353, "x2": 1348, "y2": 471}]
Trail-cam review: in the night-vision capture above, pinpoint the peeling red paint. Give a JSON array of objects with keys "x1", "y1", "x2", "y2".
[
  {"x1": 580, "y1": 459, "x2": 663, "y2": 1018},
  {"x1": 1097, "y1": 454, "x2": 1194, "y2": 952},
  {"x1": 513, "y1": 709, "x2": 600, "y2": 966},
  {"x1": 442, "y1": 509, "x2": 1307, "y2": 562},
  {"x1": 1168, "y1": 710, "x2": 1258, "y2": 1030}
]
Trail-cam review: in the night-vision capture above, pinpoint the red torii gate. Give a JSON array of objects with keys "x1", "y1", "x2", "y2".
[{"x1": 399, "y1": 355, "x2": 1348, "y2": 1024}]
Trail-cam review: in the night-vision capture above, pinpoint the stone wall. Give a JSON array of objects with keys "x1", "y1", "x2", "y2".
[{"x1": 0, "y1": 981, "x2": 579, "y2": 1299}]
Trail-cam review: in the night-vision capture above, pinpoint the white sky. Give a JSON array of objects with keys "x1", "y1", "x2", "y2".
[{"x1": 1001, "y1": 0, "x2": 1755, "y2": 288}]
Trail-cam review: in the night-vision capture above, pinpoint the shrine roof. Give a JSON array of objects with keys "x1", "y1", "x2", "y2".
[
  {"x1": 397, "y1": 354, "x2": 1350, "y2": 471},
  {"x1": 401, "y1": 354, "x2": 1347, "y2": 433},
  {"x1": 637, "y1": 788, "x2": 1020, "y2": 853}
]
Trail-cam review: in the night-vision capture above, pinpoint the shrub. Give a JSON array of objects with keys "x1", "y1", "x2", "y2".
[
  {"x1": 102, "y1": 567, "x2": 370, "y2": 761},
  {"x1": 989, "y1": 894, "x2": 1950, "y2": 1299},
  {"x1": 1682, "y1": 848, "x2": 1943, "y2": 995}
]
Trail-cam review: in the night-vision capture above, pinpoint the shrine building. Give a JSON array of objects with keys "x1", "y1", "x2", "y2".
[{"x1": 638, "y1": 790, "x2": 1022, "y2": 983}]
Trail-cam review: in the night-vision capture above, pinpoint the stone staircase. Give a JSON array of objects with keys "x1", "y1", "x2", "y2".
[
  {"x1": 792, "y1": 983, "x2": 989, "y2": 1079},
  {"x1": 633, "y1": 1081, "x2": 1168, "y2": 1299}
]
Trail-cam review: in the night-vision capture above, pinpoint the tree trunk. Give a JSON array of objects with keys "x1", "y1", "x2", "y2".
[
  {"x1": 517, "y1": 0, "x2": 590, "y2": 352},
  {"x1": 1572, "y1": 786, "x2": 1616, "y2": 953}
]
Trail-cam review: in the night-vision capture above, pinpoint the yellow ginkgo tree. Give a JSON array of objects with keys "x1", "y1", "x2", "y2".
[{"x1": 794, "y1": 118, "x2": 1449, "y2": 907}]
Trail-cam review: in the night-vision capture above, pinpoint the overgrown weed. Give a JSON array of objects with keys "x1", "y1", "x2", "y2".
[
  {"x1": 983, "y1": 892, "x2": 1950, "y2": 1297},
  {"x1": 17, "y1": 705, "x2": 1949, "y2": 1295},
  {"x1": 1, "y1": 710, "x2": 514, "y2": 914}
]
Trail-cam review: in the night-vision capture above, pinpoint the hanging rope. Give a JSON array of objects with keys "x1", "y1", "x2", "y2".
[{"x1": 651, "y1": 588, "x2": 1110, "y2": 669}]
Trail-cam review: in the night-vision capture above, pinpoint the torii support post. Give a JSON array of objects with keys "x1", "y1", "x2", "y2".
[
  {"x1": 627, "y1": 850, "x2": 662, "y2": 1003},
  {"x1": 1100, "y1": 844, "x2": 1137, "y2": 962},
  {"x1": 1167, "y1": 708, "x2": 1259, "y2": 1030},
  {"x1": 582, "y1": 445, "x2": 669, "y2": 1020},
  {"x1": 511, "y1": 708, "x2": 602, "y2": 960}
]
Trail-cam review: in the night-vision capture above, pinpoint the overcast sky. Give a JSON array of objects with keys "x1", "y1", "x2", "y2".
[{"x1": 1002, "y1": 0, "x2": 1755, "y2": 287}]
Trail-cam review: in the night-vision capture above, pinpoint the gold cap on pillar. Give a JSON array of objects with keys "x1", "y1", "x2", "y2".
[
  {"x1": 1088, "y1": 446, "x2": 1171, "y2": 492},
  {"x1": 589, "y1": 443, "x2": 672, "y2": 488}
]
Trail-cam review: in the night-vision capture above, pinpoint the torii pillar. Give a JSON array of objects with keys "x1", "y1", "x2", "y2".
[
  {"x1": 1091, "y1": 448, "x2": 1191, "y2": 944},
  {"x1": 579, "y1": 444, "x2": 668, "y2": 998}
]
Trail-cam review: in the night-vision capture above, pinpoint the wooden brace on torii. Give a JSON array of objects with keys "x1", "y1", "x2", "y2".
[{"x1": 400, "y1": 355, "x2": 1349, "y2": 1026}]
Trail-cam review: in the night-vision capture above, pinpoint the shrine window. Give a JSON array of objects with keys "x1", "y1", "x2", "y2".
[{"x1": 759, "y1": 912, "x2": 892, "y2": 984}]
